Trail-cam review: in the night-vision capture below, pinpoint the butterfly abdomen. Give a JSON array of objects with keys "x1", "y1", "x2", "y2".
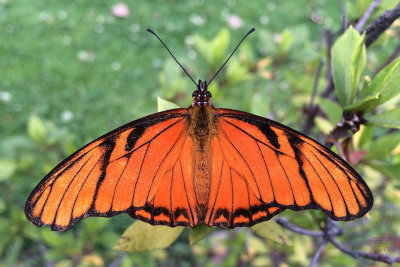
[{"x1": 188, "y1": 105, "x2": 216, "y2": 216}]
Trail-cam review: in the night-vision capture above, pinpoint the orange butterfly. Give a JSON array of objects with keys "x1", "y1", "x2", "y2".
[{"x1": 25, "y1": 28, "x2": 373, "y2": 231}]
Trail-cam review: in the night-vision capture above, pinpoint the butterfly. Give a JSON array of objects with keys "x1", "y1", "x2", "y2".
[{"x1": 25, "y1": 28, "x2": 373, "y2": 231}]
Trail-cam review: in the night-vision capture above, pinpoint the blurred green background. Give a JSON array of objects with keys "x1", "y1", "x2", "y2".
[{"x1": 1, "y1": 0, "x2": 400, "y2": 266}]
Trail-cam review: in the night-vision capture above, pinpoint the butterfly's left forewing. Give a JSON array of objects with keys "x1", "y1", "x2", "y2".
[
  {"x1": 25, "y1": 109, "x2": 199, "y2": 230},
  {"x1": 205, "y1": 108, "x2": 373, "y2": 228}
]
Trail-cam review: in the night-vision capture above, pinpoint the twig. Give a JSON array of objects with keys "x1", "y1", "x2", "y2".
[
  {"x1": 339, "y1": 0, "x2": 348, "y2": 32},
  {"x1": 309, "y1": 239, "x2": 328, "y2": 267},
  {"x1": 301, "y1": 58, "x2": 325, "y2": 134},
  {"x1": 373, "y1": 43, "x2": 400, "y2": 77},
  {"x1": 309, "y1": 58, "x2": 325, "y2": 109},
  {"x1": 365, "y1": 2, "x2": 400, "y2": 47},
  {"x1": 274, "y1": 217, "x2": 323, "y2": 237},
  {"x1": 321, "y1": 29, "x2": 334, "y2": 98},
  {"x1": 355, "y1": 0, "x2": 382, "y2": 32}
]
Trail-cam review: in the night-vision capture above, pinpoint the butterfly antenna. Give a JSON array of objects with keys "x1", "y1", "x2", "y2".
[
  {"x1": 147, "y1": 28, "x2": 198, "y2": 87},
  {"x1": 208, "y1": 28, "x2": 255, "y2": 86}
]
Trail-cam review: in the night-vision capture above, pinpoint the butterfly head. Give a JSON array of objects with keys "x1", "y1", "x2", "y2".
[{"x1": 192, "y1": 80, "x2": 212, "y2": 107}]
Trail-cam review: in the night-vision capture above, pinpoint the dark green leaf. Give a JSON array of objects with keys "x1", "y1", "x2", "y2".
[
  {"x1": 188, "y1": 223, "x2": 214, "y2": 245},
  {"x1": 114, "y1": 220, "x2": 184, "y2": 252},
  {"x1": 367, "y1": 108, "x2": 400, "y2": 129}
]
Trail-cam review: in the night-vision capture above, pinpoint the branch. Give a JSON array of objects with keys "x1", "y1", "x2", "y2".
[
  {"x1": 276, "y1": 216, "x2": 400, "y2": 265},
  {"x1": 365, "y1": 2, "x2": 400, "y2": 47},
  {"x1": 328, "y1": 235, "x2": 400, "y2": 264}
]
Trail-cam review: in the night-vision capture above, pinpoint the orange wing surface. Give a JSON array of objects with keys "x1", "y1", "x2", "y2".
[
  {"x1": 204, "y1": 109, "x2": 373, "y2": 228},
  {"x1": 25, "y1": 109, "x2": 200, "y2": 230}
]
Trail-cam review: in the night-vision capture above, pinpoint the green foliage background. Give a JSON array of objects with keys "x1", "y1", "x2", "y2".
[{"x1": 1, "y1": 0, "x2": 399, "y2": 266}]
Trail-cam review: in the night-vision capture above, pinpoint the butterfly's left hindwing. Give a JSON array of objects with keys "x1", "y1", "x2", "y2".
[
  {"x1": 25, "y1": 109, "x2": 199, "y2": 230},
  {"x1": 204, "y1": 109, "x2": 373, "y2": 228}
]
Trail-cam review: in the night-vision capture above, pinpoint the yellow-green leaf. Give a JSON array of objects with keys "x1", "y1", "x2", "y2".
[
  {"x1": 157, "y1": 97, "x2": 180, "y2": 112},
  {"x1": 210, "y1": 28, "x2": 230, "y2": 67},
  {"x1": 250, "y1": 220, "x2": 292, "y2": 246},
  {"x1": 0, "y1": 159, "x2": 17, "y2": 181},
  {"x1": 331, "y1": 26, "x2": 366, "y2": 106},
  {"x1": 189, "y1": 223, "x2": 214, "y2": 245},
  {"x1": 357, "y1": 57, "x2": 400, "y2": 112},
  {"x1": 114, "y1": 220, "x2": 184, "y2": 252},
  {"x1": 314, "y1": 116, "x2": 334, "y2": 135},
  {"x1": 318, "y1": 98, "x2": 342, "y2": 124},
  {"x1": 27, "y1": 115, "x2": 47, "y2": 143}
]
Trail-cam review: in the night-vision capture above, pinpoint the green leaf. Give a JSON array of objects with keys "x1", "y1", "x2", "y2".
[
  {"x1": 194, "y1": 34, "x2": 212, "y2": 65},
  {"x1": 358, "y1": 125, "x2": 374, "y2": 150},
  {"x1": 318, "y1": 98, "x2": 342, "y2": 124},
  {"x1": 357, "y1": 58, "x2": 400, "y2": 112},
  {"x1": 278, "y1": 29, "x2": 294, "y2": 56},
  {"x1": 0, "y1": 159, "x2": 17, "y2": 181},
  {"x1": 158, "y1": 60, "x2": 189, "y2": 98},
  {"x1": 157, "y1": 97, "x2": 180, "y2": 112},
  {"x1": 350, "y1": 32, "x2": 366, "y2": 102},
  {"x1": 367, "y1": 108, "x2": 400, "y2": 129},
  {"x1": 344, "y1": 93, "x2": 380, "y2": 112},
  {"x1": 210, "y1": 28, "x2": 230, "y2": 67},
  {"x1": 331, "y1": 26, "x2": 366, "y2": 106},
  {"x1": 369, "y1": 162, "x2": 400, "y2": 180},
  {"x1": 364, "y1": 132, "x2": 400, "y2": 159},
  {"x1": 114, "y1": 220, "x2": 184, "y2": 252},
  {"x1": 188, "y1": 223, "x2": 214, "y2": 245},
  {"x1": 225, "y1": 57, "x2": 251, "y2": 84},
  {"x1": 250, "y1": 220, "x2": 292, "y2": 246},
  {"x1": 41, "y1": 230, "x2": 64, "y2": 248},
  {"x1": 194, "y1": 28, "x2": 230, "y2": 68},
  {"x1": 27, "y1": 115, "x2": 47, "y2": 143}
]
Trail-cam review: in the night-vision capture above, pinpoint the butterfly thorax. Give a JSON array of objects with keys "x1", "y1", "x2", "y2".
[{"x1": 188, "y1": 88, "x2": 216, "y2": 216}]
